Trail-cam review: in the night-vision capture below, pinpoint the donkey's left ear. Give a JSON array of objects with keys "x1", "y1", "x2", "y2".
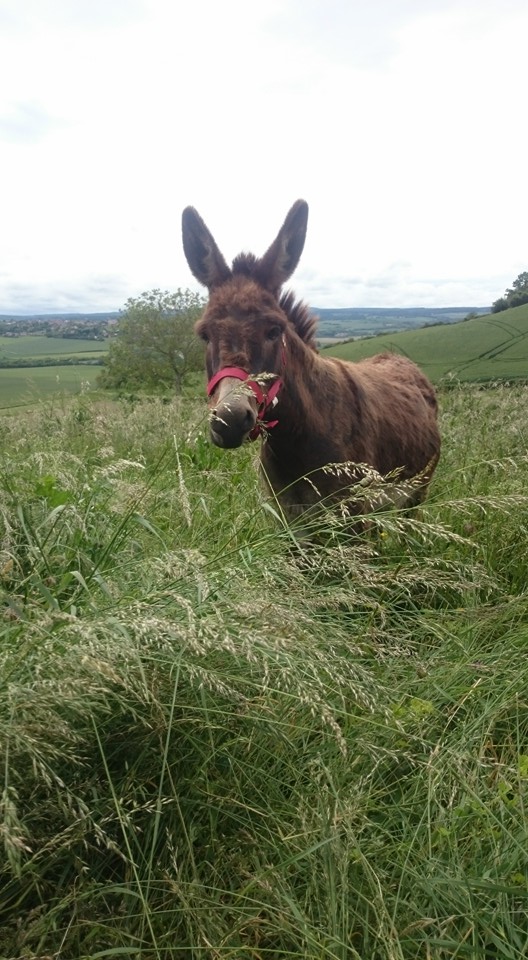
[
  {"x1": 257, "y1": 199, "x2": 308, "y2": 293},
  {"x1": 182, "y1": 206, "x2": 231, "y2": 290}
]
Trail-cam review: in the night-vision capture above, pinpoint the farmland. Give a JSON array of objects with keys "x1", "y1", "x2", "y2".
[
  {"x1": 0, "y1": 334, "x2": 108, "y2": 360},
  {"x1": 1, "y1": 379, "x2": 528, "y2": 957},
  {"x1": 0, "y1": 334, "x2": 107, "y2": 409},
  {"x1": 325, "y1": 302, "x2": 528, "y2": 382},
  {"x1": 0, "y1": 365, "x2": 103, "y2": 409}
]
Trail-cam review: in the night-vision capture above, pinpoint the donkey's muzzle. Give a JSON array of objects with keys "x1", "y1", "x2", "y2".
[{"x1": 210, "y1": 401, "x2": 257, "y2": 448}]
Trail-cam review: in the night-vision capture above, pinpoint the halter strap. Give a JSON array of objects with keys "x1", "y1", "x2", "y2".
[{"x1": 206, "y1": 346, "x2": 285, "y2": 440}]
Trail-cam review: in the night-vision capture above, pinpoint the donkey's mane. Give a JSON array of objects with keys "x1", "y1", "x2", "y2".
[
  {"x1": 279, "y1": 290, "x2": 318, "y2": 348},
  {"x1": 230, "y1": 253, "x2": 318, "y2": 348},
  {"x1": 231, "y1": 253, "x2": 259, "y2": 277}
]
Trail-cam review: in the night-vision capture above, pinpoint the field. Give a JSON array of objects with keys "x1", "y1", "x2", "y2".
[
  {"x1": 0, "y1": 335, "x2": 108, "y2": 360},
  {"x1": 326, "y1": 303, "x2": 528, "y2": 383},
  {"x1": 1, "y1": 384, "x2": 528, "y2": 958},
  {"x1": 0, "y1": 335, "x2": 108, "y2": 409},
  {"x1": 0, "y1": 365, "x2": 102, "y2": 409}
]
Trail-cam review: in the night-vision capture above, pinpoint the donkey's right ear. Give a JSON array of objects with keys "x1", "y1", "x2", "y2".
[
  {"x1": 182, "y1": 207, "x2": 231, "y2": 290},
  {"x1": 257, "y1": 199, "x2": 308, "y2": 294}
]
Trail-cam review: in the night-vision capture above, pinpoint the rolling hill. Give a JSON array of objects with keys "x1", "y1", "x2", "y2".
[{"x1": 324, "y1": 303, "x2": 528, "y2": 383}]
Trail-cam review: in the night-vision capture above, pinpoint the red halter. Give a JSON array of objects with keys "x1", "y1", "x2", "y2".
[{"x1": 206, "y1": 341, "x2": 285, "y2": 441}]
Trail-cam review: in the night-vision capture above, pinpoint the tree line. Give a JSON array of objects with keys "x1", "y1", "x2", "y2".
[{"x1": 492, "y1": 271, "x2": 528, "y2": 313}]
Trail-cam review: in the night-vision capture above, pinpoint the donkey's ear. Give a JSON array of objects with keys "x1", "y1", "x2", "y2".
[
  {"x1": 257, "y1": 199, "x2": 309, "y2": 293},
  {"x1": 182, "y1": 207, "x2": 231, "y2": 290}
]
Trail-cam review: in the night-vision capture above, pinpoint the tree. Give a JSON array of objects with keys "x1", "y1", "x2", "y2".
[
  {"x1": 492, "y1": 271, "x2": 528, "y2": 313},
  {"x1": 510, "y1": 271, "x2": 528, "y2": 293},
  {"x1": 99, "y1": 288, "x2": 206, "y2": 392},
  {"x1": 491, "y1": 297, "x2": 508, "y2": 314}
]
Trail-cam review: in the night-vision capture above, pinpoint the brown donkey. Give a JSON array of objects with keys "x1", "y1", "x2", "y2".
[{"x1": 182, "y1": 200, "x2": 440, "y2": 525}]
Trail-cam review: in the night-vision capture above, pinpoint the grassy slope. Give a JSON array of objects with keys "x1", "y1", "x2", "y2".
[
  {"x1": 1, "y1": 387, "x2": 528, "y2": 957},
  {"x1": 325, "y1": 303, "x2": 528, "y2": 382}
]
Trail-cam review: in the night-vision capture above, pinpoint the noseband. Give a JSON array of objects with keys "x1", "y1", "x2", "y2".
[{"x1": 206, "y1": 340, "x2": 285, "y2": 441}]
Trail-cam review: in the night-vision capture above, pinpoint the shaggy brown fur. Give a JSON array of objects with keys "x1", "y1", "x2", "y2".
[{"x1": 182, "y1": 200, "x2": 440, "y2": 523}]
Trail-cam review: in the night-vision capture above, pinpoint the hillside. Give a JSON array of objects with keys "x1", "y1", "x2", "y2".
[{"x1": 324, "y1": 303, "x2": 528, "y2": 383}]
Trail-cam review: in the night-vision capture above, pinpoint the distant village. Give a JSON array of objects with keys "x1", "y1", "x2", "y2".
[{"x1": 0, "y1": 314, "x2": 118, "y2": 339}]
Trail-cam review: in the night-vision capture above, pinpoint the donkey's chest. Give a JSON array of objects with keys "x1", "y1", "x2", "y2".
[{"x1": 260, "y1": 442, "x2": 360, "y2": 520}]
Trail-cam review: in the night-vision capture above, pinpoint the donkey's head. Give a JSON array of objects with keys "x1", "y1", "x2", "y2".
[{"x1": 182, "y1": 200, "x2": 308, "y2": 448}]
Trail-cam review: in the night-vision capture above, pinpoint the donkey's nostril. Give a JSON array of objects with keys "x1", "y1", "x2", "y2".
[{"x1": 242, "y1": 407, "x2": 255, "y2": 430}]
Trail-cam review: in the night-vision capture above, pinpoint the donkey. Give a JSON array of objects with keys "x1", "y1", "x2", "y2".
[{"x1": 181, "y1": 200, "x2": 440, "y2": 526}]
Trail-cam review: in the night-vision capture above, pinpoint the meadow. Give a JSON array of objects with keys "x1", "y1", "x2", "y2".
[{"x1": 1, "y1": 380, "x2": 528, "y2": 958}]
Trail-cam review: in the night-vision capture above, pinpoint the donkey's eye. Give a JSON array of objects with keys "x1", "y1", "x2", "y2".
[
  {"x1": 266, "y1": 326, "x2": 282, "y2": 341},
  {"x1": 200, "y1": 331, "x2": 210, "y2": 344}
]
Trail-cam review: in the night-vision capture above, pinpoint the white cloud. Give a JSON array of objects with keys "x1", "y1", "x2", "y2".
[{"x1": 0, "y1": 0, "x2": 526, "y2": 312}]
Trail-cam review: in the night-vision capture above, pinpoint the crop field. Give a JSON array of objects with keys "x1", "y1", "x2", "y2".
[
  {"x1": 0, "y1": 334, "x2": 108, "y2": 360},
  {"x1": 0, "y1": 364, "x2": 101, "y2": 409},
  {"x1": 0, "y1": 334, "x2": 108, "y2": 408},
  {"x1": 326, "y1": 303, "x2": 528, "y2": 383},
  {"x1": 1, "y1": 383, "x2": 528, "y2": 958}
]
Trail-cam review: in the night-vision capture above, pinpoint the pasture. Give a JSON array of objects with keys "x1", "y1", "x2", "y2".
[{"x1": 1, "y1": 383, "x2": 527, "y2": 958}]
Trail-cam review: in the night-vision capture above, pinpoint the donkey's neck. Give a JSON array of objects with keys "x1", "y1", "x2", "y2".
[
  {"x1": 261, "y1": 332, "x2": 364, "y2": 511},
  {"x1": 271, "y1": 332, "x2": 346, "y2": 446}
]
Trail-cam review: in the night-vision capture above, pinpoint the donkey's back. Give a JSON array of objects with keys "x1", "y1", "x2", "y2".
[{"x1": 330, "y1": 351, "x2": 439, "y2": 480}]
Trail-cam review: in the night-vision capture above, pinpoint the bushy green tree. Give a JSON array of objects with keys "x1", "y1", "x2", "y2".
[
  {"x1": 99, "y1": 288, "x2": 205, "y2": 392},
  {"x1": 492, "y1": 272, "x2": 528, "y2": 313}
]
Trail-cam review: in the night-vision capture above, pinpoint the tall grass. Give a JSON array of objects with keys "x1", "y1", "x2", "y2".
[{"x1": 1, "y1": 384, "x2": 528, "y2": 958}]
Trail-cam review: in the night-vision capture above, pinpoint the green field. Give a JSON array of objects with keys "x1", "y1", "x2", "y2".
[
  {"x1": 325, "y1": 303, "x2": 528, "y2": 382},
  {"x1": 1, "y1": 386, "x2": 528, "y2": 957},
  {"x1": 0, "y1": 336, "x2": 108, "y2": 409},
  {"x1": 0, "y1": 364, "x2": 101, "y2": 409},
  {"x1": 0, "y1": 334, "x2": 108, "y2": 360}
]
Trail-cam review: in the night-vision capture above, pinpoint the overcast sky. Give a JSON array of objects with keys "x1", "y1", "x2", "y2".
[{"x1": 0, "y1": 0, "x2": 525, "y2": 314}]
